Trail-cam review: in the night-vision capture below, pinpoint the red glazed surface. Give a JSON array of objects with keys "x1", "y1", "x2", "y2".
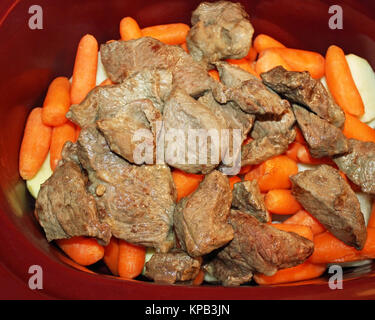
[{"x1": 1, "y1": 0, "x2": 375, "y2": 299}]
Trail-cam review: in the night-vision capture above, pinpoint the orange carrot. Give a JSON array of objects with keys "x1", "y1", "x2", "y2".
[
  {"x1": 272, "y1": 223, "x2": 313, "y2": 241},
  {"x1": 286, "y1": 141, "x2": 302, "y2": 162},
  {"x1": 208, "y1": 70, "x2": 220, "y2": 82},
  {"x1": 367, "y1": 202, "x2": 375, "y2": 228},
  {"x1": 104, "y1": 237, "x2": 120, "y2": 276},
  {"x1": 254, "y1": 261, "x2": 326, "y2": 285},
  {"x1": 118, "y1": 240, "x2": 146, "y2": 279},
  {"x1": 271, "y1": 48, "x2": 325, "y2": 79},
  {"x1": 56, "y1": 251, "x2": 95, "y2": 274},
  {"x1": 239, "y1": 164, "x2": 252, "y2": 175},
  {"x1": 180, "y1": 42, "x2": 189, "y2": 53},
  {"x1": 326, "y1": 45, "x2": 364, "y2": 117},
  {"x1": 141, "y1": 23, "x2": 190, "y2": 45},
  {"x1": 227, "y1": 58, "x2": 260, "y2": 78},
  {"x1": 255, "y1": 49, "x2": 292, "y2": 75},
  {"x1": 192, "y1": 269, "x2": 205, "y2": 286},
  {"x1": 342, "y1": 112, "x2": 375, "y2": 143},
  {"x1": 253, "y1": 34, "x2": 286, "y2": 53},
  {"x1": 42, "y1": 77, "x2": 71, "y2": 126},
  {"x1": 172, "y1": 169, "x2": 204, "y2": 201},
  {"x1": 284, "y1": 210, "x2": 326, "y2": 236},
  {"x1": 245, "y1": 46, "x2": 258, "y2": 61},
  {"x1": 50, "y1": 121, "x2": 77, "y2": 171},
  {"x1": 19, "y1": 108, "x2": 52, "y2": 180},
  {"x1": 119, "y1": 17, "x2": 142, "y2": 41},
  {"x1": 358, "y1": 228, "x2": 375, "y2": 259},
  {"x1": 245, "y1": 155, "x2": 298, "y2": 192},
  {"x1": 229, "y1": 176, "x2": 242, "y2": 190},
  {"x1": 71, "y1": 34, "x2": 98, "y2": 105},
  {"x1": 295, "y1": 127, "x2": 306, "y2": 145},
  {"x1": 99, "y1": 78, "x2": 114, "y2": 87},
  {"x1": 265, "y1": 189, "x2": 302, "y2": 215},
  {"x1": 56, "y1": 236, "x2": 105, "y2": 266},
  {"x1": 296, "y1": 143, "x2": 335, "y2": 165}
]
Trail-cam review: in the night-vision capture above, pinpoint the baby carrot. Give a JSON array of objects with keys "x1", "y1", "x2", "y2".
[
  {"x1": 172, "y1": 169, "x2": 204, "y2": 201},
  {"x1": 270, "y1": 48, "x2": 325, "y2": 79},
  {"x1": 245, "y1": 46, "x2": 258, "y2": 61},
  {"x1": 71, "y1": 34, "x2": 98, "y2": 105},
  {"x1": 272, "y1": 223, "x2": 313, "y2": 241},
  {"x1": 229, "y1": 176, "x2": 242, "y2": 190},
  {"x1": 295, "y1": 127, "x2": 306, "y2": 145},
  {"x1": 296, "y1": 143, "x2": 335, "y2": 166},
  {"x1": 265, "y1": 189, "x2": 302, "y2": 215},
  {"x1": 180, "y1": 42, "x2": 189, "y2": 53},
  {"x1": 255, "y1": 49, "x2": 292, "y2": 75},
  {"x1": 239, "y1": 164, "x2": 252, "y2": 175},
  {"x1": 118, "y1": 240, "x2": 146, "y2": 279},
  {"x1": 99, "y1": 78, "x2": 114, "y2": 87},
  {"x1": 227, "y1": 58, "x2": 260, "y2": 78},
  {"x1": 254, "y1": 261, "x2": 326, "y2": 285},
  {"x1": 367, "y1": 202, "x2": 375, "y2": 228},
  {"x1": 120, "y1": 17, "x2": 142, "y2": 41},
  {"x1": 104, "y1": 237, "x2": 120, "y2": 276},
  {"x1": 19, "y1": 108, "x2": 52, "y2": 180},
  {"x1": 342, "y1": 112, "x2": 375, "y2": 143},
  {"x1": 192, "y1": 269, "x2": 205, "y2": 286},
  {"x1": 253, "y1": 34, "x2": 286, "y2": 53},
  {"x1": 325, "y1": 45, "x2": 365, "y2": 117},
  {"x1": 284, "y1": 210, "x2": 326, "y2": 236},
  {"x1": 50, "y1": 121, "x2": 77, "y2": 171},
  {"x1": 56, "y1": 251, "x2": 95, "y2": 274},
  {"x1": 56, "y1": 236, "x2": 105, "y2": 266},
  {"x1": 42, "y1": 77, "x2": 71, "y2": 126},
  {"x1": 141, "y1": 23, "x2": 190, "y2": 45},
  {"x1": 286, "y1": 141, "x2": 302, "y2": 162},
  {"x1": 208, "y1": 70, "x2": 220, "y2": 82}
]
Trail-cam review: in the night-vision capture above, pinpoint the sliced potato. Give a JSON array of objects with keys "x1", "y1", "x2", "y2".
[
  {"x1": 355, "y1": 192, "x2": 372, "y2": 227},
  {"x1": 141, "y1": 247, "x2": 155, "y2": 276},
  {"x1": 96, "y1": 52, "x2": 108, "y2": 86},
  {"x1": 26, "y1": 152, "x2": 53, "y2": 199}
]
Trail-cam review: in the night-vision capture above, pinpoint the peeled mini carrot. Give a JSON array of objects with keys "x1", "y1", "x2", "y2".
[
  {"x1": 50, "y1": 121, "x2": 77, "y2": 171},
  {"x1": 295, "y1": 127, "x2": 306, "y2": 145},
  {"x1": 245, "y1": 155, "x2": 298, "y2": 192},
  {"x1": 367, "y1": 202, "x2": 375, "y2": 228},
  {"x1": 342, "y1": 112, "x2": 375, "y2": 143},
  {"x1": 104, "y1": 237, "x2": 120, "y2": 276},
  {"x1": 326, "y1": 45, "x2": 365, "y2": 116},
  {"x1": 255, "y1": 48, "x2": 292, "y2": 75},
  {"x1": 70, "y1": 34, "x2": 98, "y2": 105},
  {"x1": 120, "y1": 17, "x2": 142, "y2": 41},
  {"x1": 272, "y1": 223, "x2": 313, "y2": 241},
  {"x1": 141, "y1": 23, "x2": 190, "y2": 45},
  {"x1": 253, "y1": 34, "x2": 286, "y2": 53},
  {"x1": 284, "y1": 210, "x2": 326, "y2": 236},
  {"x1": 208, "y1": 70, "x2": 220, "y2": 82},
  {"x1": 172, "y1": 169, "x2": 204, "y2": 201},
  {"x1": 227, "y1": 58, "x2": 260, "y2": 78},
  {"x1": 229, "y1": 176, "x2": 242, "y2": 190},
  {"x1": 286, "y1": 142, "x2": 302, "y2": 162},
  {"x1": 118, "y1": 240, "x2": 146, "y2": 279},
  {"x1": 42, "y1": 77, "x2": 71, "y2": 126},
  {"x1": 56, "y1": 251, "x2": 95, "y2": 274},
  {"x1": 192, "y1": 269, "x2": 205, "y2": 286},
  {"x1": 180, "y1": 42, "x2": 189, "y2": 53},
  {"x1": 254, "y1": 261, "x2": 326, "y2": 285},
  {"x1": 271, "y1": 47, "x2": 325, "y2": 79},
  {"x1": 239, "y1": 164, "x2": 252, "y2": 175},
  {"x1": 56, "y1": 236, "x2": 105, "y2": 266},
  {"x1": 99, "y1": 78, "x2": 114, "y2": 87},
  {"x1": 19, "y1": 108, "x2": 52, "y2": 180},
  {"x1": 265, "y1": 189, "x2": 302, "y2": 215},
  {"x1": 296, "y1": 143, "x2": 335, "y2": 165},
  {"x1": 245, "y1": 46, "x2": 258, "y2": 61}
]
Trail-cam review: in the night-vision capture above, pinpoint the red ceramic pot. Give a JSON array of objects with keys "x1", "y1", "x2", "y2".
[{"x1": 1, "y1": 0, "x2": 375, "y2": 300}]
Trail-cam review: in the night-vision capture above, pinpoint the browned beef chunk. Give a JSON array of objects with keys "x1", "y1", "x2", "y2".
[
  {"x1": 67, "y1": 69, "x2": 172, "y2": 128},
  {"x1": 100, "y1": 37, "x2": 216, "y2": 97},
  {"x1": 174, "y1": 170, "x2": 234, "y2": 257},
  {"x1": 231, "y1": 180, "x2": 270, "y2": 222},
  {"x1": 206, "y1": 210, "x2": 313, "y2": 285},
  {"x1": 77, "y1": 125, "x2": 176, "y2": 252},
  {"x1": 145, "y1": 251, "x2": 201, "y2": 284},
  {"x1": 293, "y1": 104, "x2": 348, "y2": 158},
  {"x1": 35, "y1": 160, "x2": 111, "y2": 244},
  {"x1": 261, "y1": 66, "x2": 345, "y2": 128},
  {"x1": 186, "y1": 1, "x2": 254, "y2": 67},
  {"x1": 334, "y1": 139, "x2": 375, "y2": 195},
  {"x1": 214, "y1": 61, "x2": 256, "y2": 88},
  {"x1": 291, "y1": 164, "x2": 367, "y2": 249},
  {"x1": 162, "y1": 88, "x2": 228, "y2": 174}
]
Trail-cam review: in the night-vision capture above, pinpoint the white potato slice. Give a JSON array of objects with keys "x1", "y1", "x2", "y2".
[
  {"x1": 26, "y1": 152, "x2": 53, "y2": 199},
  {"x1": 204, "y1": 272, "x2": 219, "y2": 283},
  {"x1": 96, "y1": 52, "x2": 108, "y2": 86},
  {"x1": 346, "y1": 54, "x2": 375, "y2": 123},
  {"x1": 320, "y1": 76, "x2": 328, "y2": 90},
  {"x1": 141, "y1": 247, "x2": 155, "y2": 276},
  {"x1": 297, "y1": 163, "x2": 318, "y2": 172},
  {"x1": 355, "y1": 192, "x2": 373, "y2": 227}
]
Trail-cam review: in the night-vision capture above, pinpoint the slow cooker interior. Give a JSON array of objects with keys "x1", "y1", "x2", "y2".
[{"x1": 1, "y1": 0, "x2": 375, "y2": 299}]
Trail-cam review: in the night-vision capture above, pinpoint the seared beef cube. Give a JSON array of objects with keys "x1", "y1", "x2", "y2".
[
  {"x1": 206, "y1": 210, "x2": 314, "y2": 285},
  {"x1": 174, "y1": 170, "x2": 234, "y2": 257},
  {"x1": 186, "y1": 1, "x2": 254, "y2": 67},
  {"x1": 97, "y1": 99, "x2": 161, "y2": 164},
  {"x1": 162, "y1": 88, "x2": 228, "y2": 174},
  {"x1": 291, "y1": 164, "x2": 367, "y2": 249},
  {"x1": 293, "y1": 104, "x2": 348, "y2": 158},
  {"x1": 214, "y1": 61, "x2": 256, "y2": 88},
  {"x1": 261, "y1": 66, "x2": 345, "y2": 128},
  {"x1": 241, "y1": 131, "x2": 296, "y2": 166},
  {"x1": 334, "y1": 139, "x2": 375, "y2": 195},
  {"x1": 77, "y1": 126, "x2": 176, "y2": 252},
  {"x1": 100, "y1": 37, "x2": 215, "y2": 97},
  {"x1": 145, "y1": 251, "x2": 201, "y2": 284},
  {"x1": 232, "y1": 180, "x2": 270, "y2": 222},
  {"x1": 67, "y1": 69, "x2": 172, "y2": 128},
  {"x1": 36, "y1": 160, "x2": 111, "y2": 244}
]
